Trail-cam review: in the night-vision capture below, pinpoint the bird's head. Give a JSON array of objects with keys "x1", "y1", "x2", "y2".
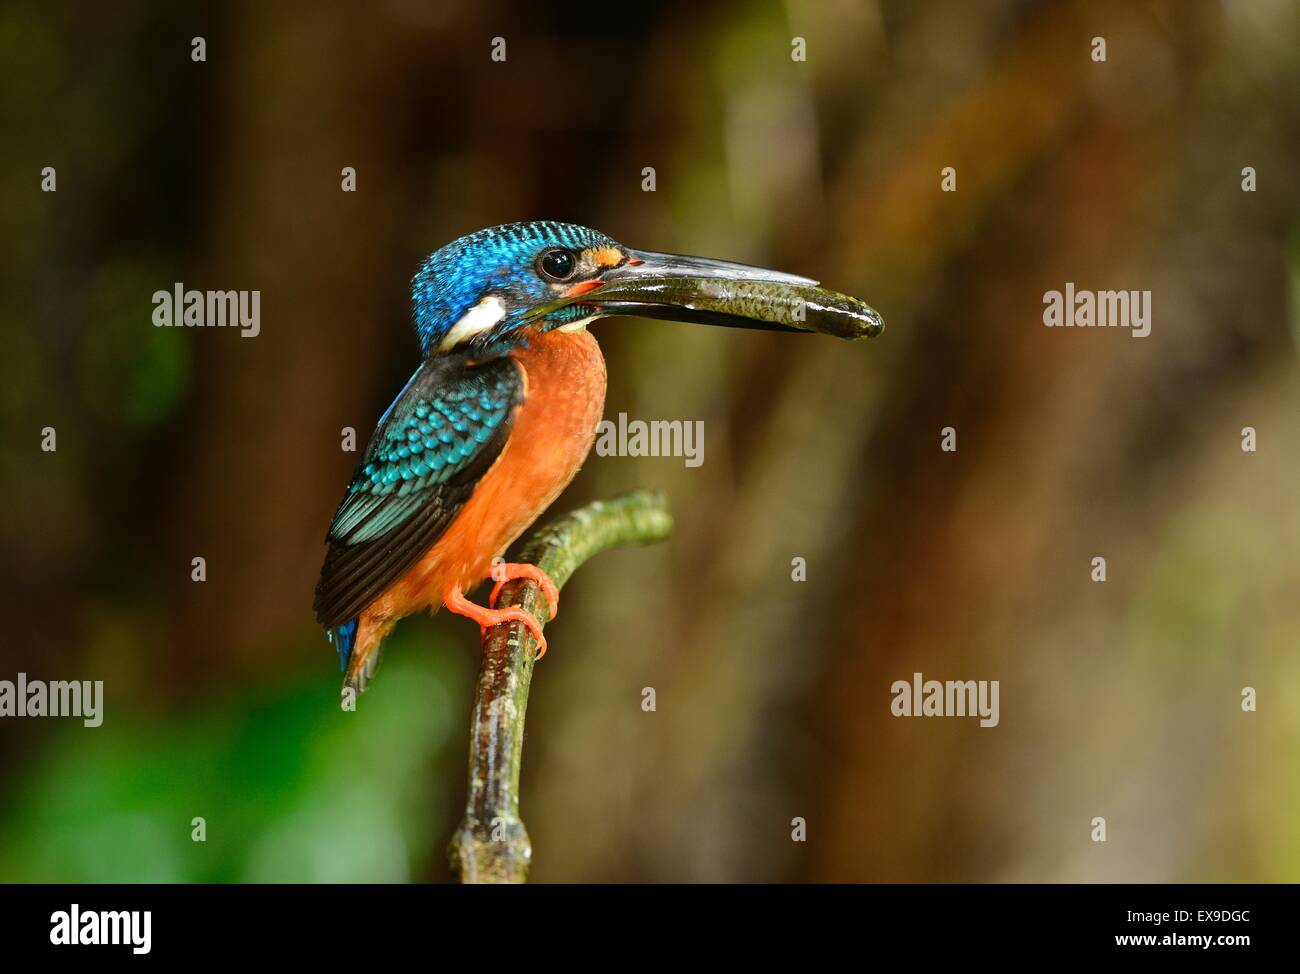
[{"x1": 411, "y1": 220, "x2": 883, "y2": 357}]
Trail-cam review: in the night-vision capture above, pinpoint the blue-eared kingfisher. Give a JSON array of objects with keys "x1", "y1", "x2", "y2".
[{"x1": 314, "y1": 221, "x2": 883, "y2": 692}]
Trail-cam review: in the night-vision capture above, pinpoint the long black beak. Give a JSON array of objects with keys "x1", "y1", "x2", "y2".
[{"x1": 591, "y1": 248, "x2": 884, "y2": 340}]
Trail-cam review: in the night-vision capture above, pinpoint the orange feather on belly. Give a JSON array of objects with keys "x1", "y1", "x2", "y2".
[{"x1": 347, "y1": 329, "x2": 607, "y2": 673}]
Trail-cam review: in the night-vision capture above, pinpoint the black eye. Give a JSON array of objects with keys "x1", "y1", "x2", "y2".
[{"x1": 539, "y1": 248, "x2": 576, "y2": 281}]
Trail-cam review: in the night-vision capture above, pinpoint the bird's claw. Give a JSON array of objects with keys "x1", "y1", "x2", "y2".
[
  {"x1": 444, "y1": 584, "x2": 551, "y2": 658},
  {"x1": 487, "y1": 562, "x2": 559, "y2": 621}
]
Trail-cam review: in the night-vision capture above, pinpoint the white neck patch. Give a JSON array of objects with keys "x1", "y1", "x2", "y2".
[
  {"x1": 556, "y1": 314, "x2": 595, "y2": 333},
  {"x1": 439, "y1": 294, "x2": 506, "y2": 351}
]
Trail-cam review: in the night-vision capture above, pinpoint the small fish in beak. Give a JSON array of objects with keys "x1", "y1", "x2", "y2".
[{"x1": 592, "y1": 249, "x2": 884, "y2": 340}]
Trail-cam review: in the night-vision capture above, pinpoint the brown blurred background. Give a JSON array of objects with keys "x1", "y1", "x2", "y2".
[{"x1": 1, "y1": 0, "x2": 1298, "y2": 882}]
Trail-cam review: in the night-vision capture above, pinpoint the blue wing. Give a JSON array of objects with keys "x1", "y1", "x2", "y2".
[{"x1": 313, "y1": 352, "x2": 523, "y2": 629}]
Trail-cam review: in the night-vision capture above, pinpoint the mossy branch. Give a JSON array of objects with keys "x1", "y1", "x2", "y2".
[{"x1": 448, "y1": 489, "x2": 673, "y2": 883}]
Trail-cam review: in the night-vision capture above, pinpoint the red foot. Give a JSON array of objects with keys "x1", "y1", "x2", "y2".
[
  {"x1": 488, "y1": 562, "x2": 559, "y2": 621},
  {"x1": 444, "y1": 583, "x2": 550, "y2": 658}
]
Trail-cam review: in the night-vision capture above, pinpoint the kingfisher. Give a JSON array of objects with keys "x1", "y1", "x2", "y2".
[{"x1": 314, "y1": 221, "x2": 882, "y2": 692}]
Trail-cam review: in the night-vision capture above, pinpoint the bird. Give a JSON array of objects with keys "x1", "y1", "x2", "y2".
[{"x1": 313, "y1": 221, "x2": 883, "y2": 693}]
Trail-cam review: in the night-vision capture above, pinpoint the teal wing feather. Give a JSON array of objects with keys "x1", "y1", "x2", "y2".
[{"x1": 313, "y1": 352, "x2": 523, "y2": 628}]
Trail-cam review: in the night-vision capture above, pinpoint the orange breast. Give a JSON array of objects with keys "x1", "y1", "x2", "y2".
[{"x1": 363, "y1": 328, "x2": 607, "y2": 627}]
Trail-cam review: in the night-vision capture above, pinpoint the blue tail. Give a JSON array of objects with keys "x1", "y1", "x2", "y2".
[{"x1": 328, "y1": 618, "x2": 358, "y2": 673}]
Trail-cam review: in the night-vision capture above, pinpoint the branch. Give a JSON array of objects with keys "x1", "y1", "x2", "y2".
[{"x1": 448, "y1": 489, "x2": 673, "y2": 883}]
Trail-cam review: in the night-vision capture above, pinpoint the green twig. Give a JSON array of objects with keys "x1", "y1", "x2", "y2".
[{"x1": 448, "y1": 489, "x2": 673, "y2": 883}]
